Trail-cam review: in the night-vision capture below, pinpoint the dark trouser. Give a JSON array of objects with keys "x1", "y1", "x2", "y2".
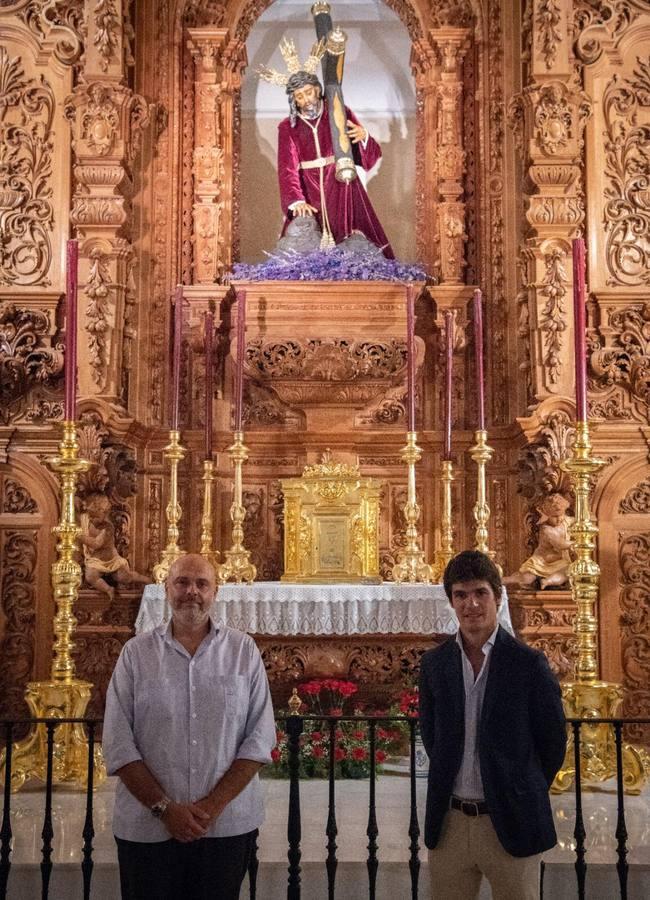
[{"x1": 115, "y1": 831, "x2": 256, "y2": 900}]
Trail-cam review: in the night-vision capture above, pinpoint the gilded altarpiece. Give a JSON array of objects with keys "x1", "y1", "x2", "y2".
[{"x1": 1, "y1": 0, "x2": 650, "y2": 725}]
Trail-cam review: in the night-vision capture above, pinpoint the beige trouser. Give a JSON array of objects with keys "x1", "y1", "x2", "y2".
[{"x1": 428, "y1": 808, "x2": 541, "y2": 900}]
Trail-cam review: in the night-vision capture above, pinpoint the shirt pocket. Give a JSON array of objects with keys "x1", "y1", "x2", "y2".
[{"x1": 216, "y1": 674, "x2": 247, "y2": 721}]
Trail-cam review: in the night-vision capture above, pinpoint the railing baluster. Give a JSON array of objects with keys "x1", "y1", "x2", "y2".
[
  {"x1": 81, "y1": 721, "x2": 96, "y2": 899},
  {"x1": 0, "y1": 723, "x2": 13, "y2": 900},
  {"x1": 613, "y1": 721, "x2": 629, "y2": 899},
  {"x1": 286, "y1": 714, "x2": 303, "y2": 900},
  {"x1": 408, "y1": 720, "x2": 420, "y2": 899},
  {"x1": 40, "y1": 720, "x2": 55, "y2": 900},
  {"x1": 326, "y1": 718, "x2": 338, "y2": 899},
  {"x1": 572, "y1": 721, "x2": 586, "y2": 900},
  {"x1": 248, "y1": 829, "x2": 259, "y2": 900},
  {"x1": 366, "y1": 719, "x2": 378, "y2": 900}
]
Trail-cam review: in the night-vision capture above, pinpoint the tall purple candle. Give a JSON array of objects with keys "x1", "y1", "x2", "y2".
[
  {"x1": 64, "y1": 240, "x2": 78, "y2": 421},
  {"x1": 443, "y1": 311, "x2": 453, "y2": 460},
  {"x1": 473, "y1": 289, "x2": 485, "y2": 431},
  {"x1": 406, "y1": 285, "x2": 416, "y2": 431},
  {"x1": 233, "y1": 290, "x2": 246, "y2": 432},
  {"x1": 170, "y1": 285, "x2": 183, "y2": 431},
  {"x1": 572, "y1": 238, "x2": 588, "y2": 422},
  {"x1": 204, "y1": 310, "x2": 214, "y2": 458}
]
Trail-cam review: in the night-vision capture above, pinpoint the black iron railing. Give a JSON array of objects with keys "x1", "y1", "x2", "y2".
[{"x1": 1, "y1": 716, "x2": 649, "y2": 900}]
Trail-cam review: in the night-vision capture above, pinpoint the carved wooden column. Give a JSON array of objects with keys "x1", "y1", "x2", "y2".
[
  {"x1": 187, "y1": 30, "x2": 246, "y2": 282},
  {"x1": 508, "y1": 1, "x2": 591, "y2": 403},
  {"x1": 429, "y1": 28, "x2": 470, "y2": 285},
  {"x1": 64, "y1": 0, "x2": 149, "y2": 408},
  {"x1": 410, "y1": 39, "x2": 437, "y2": 272}
]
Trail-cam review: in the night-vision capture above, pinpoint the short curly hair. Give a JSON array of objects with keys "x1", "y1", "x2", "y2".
[{"x1": 443, "y1": 550, "x2": 502, "y2": 601}]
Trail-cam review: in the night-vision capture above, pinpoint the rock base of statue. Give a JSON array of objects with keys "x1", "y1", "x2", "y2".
[{"x1": 272, "y1": 215, "x2": 385, "y2": 258}]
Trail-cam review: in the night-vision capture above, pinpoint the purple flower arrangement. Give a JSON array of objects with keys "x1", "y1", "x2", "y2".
[{"x1": 229, "y1": 248, "x2": 428, "y2": 283}]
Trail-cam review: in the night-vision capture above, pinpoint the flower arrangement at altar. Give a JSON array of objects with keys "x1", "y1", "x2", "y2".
[
  {"x1": 230, "y1": 249, "x2": 428, "y2": 283},
  {"x1": 269, "y1": 679, "x2": 407, "y2": 779}
]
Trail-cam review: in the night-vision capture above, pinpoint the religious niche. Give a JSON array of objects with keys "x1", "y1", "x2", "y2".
[
  {"x1": 0, "y1": 303, "x2": 64, "y2": 425},
  {"x1": 0, "y1": 46, "x2": 55, "y2": 287}
]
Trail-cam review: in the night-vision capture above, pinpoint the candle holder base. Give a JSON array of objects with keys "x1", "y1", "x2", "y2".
[
  {"x1": 217, "y1": 550, "x2": 257, "y2": 585},
  {"x1": 0, "y1": 679, "x2": 106, "y2": 791},
  {"x1": 552, "y1": 680, "x2": 650, "y2": 795}
]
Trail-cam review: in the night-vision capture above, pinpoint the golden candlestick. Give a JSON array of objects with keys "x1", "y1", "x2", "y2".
[
  {"x1": 216, "y1": 431, "x2": 256, "y2": 584},
  {"x1": 392, "y1": 432, "x2": 434, "y2": 584},
  {"x1": 153, "y1": 429, "x2": 187, "y2": 584},
  {"x1": 200, "y1": 457, "x2": 220, "y2": 568},
  {"x1": 433, "y1": 458, "x2": 455, "y2": 582},
  {"x1": 0, "y1": 420, "x2": 106, "y2": 790},
  {"x1": 553, "y1": 420, "x2": 650, "y2": 793},
  {"x1": 469, "y1": 428, "x2": 494, "y2": 555}
]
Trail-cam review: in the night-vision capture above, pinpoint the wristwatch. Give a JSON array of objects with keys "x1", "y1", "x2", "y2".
[{"x1": 151, "y1": 796, "x2": 171, "y2": 819}]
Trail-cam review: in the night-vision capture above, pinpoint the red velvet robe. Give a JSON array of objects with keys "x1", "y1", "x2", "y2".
[{"x1": 277, "y1": 102, "x2": 395, "y2": 258}]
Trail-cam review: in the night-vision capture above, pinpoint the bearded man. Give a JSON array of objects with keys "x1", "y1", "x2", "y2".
[
  {"x1": 277, "y1": 70, "x2": 394, "y2": 257},
  {"x1": 103, "y1": 554, "x2": 276, "y2": 900}
]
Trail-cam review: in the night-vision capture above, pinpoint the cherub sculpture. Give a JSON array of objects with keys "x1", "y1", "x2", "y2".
[
  {"x1": 505, "y1": 493, "x2": 574, "y2": 590},
  {"x1": 80, "y1": 493, "x2": 149, "y2": 600}
]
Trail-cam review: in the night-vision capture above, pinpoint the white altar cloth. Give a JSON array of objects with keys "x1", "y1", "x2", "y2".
[{"x1": 136, "y1": 582, "x2": 513, "y2": 636}]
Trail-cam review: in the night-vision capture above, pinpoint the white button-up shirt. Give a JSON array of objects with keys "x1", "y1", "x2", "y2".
[
  {"x1": 452, "y1": 624, "x2": 499, "y2": 801},
  {"x1": 103, "y1": 620, "x2": 276, "y2": 842}
]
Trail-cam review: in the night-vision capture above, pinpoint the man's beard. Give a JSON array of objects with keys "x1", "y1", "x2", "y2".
[
  {"x1": 301, "y1": 99, "x2": 321, "y2": 120},
  {"x1": 173, "y1": 602, "x2": 209, "y2": 628}
]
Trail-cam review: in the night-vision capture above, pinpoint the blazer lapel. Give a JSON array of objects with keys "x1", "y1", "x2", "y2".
[
  {"x1": 480, "y1": 626, "x2": 509, "y2": 730},
  {"x1": 444, "y1": 640, "x2": 465, "y2": 732}
]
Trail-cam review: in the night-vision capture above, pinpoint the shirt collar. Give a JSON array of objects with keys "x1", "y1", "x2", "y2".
[{"x1": 455, "y1": 622, "x2": 500, "y2": 656}]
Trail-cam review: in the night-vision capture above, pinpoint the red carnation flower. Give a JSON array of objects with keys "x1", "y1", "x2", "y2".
[
  {"x1": 352, "y1": 747, "x2": 367, "y2": 761},
  {"x1": 271, "y1": 748, "x2": 280, "y2": 762}
]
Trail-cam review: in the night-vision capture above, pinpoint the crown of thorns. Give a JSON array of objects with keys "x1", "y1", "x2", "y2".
[{"x1": 257, "y1": 37, "x2": 326, "y2": 86}]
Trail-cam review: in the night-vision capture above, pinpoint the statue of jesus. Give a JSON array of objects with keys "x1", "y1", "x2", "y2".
[{"x1": 259, "y1": 39, "x2": 394, "y2": 258}]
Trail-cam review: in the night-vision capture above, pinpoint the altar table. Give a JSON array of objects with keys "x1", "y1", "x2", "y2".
[{"x1": 136, "y1": 582, "x2": 513, "y2": 636}]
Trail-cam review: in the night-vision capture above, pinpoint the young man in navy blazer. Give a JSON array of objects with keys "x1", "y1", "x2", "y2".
[{"x1": 419, "y1": 550, "x2": 567, "y2": 899}]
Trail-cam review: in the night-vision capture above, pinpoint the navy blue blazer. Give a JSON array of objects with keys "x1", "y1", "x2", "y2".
[{"x1": 418, "y1": 626, "x2": 567, "y2": 857}]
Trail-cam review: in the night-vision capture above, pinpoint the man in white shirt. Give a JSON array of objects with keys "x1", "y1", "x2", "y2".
[
  {"x1": 419, "y1": 550, "x2": 566, "y2": 900},
  {"x1": 103, "y1": 554, "x2": 276, "y2": 900}
]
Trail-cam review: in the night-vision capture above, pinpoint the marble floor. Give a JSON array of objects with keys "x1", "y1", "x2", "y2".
[{"x1": 3, "y1": 775, "x2": 650, "y2": 899}]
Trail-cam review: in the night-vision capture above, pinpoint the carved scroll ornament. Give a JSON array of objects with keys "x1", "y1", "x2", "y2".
[
  {"x1": 590, "y1": 303, "x2": 650, "y2": 413},
  {"x1": 19, "y1": 0, "x2": 84, "y2": 66},
  {"x1": 0, "y1": 47, "x2": 55, "y2": 286},
  {"x1": 0, "y1": 304, "x2": 63, "y2": 424}
]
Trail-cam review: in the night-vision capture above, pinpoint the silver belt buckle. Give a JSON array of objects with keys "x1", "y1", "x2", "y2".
[{"x1": 461, "y1": 800, "x2": 480, "y2": 817}]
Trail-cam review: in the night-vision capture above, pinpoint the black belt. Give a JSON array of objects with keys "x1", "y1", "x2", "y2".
[{"x1": 450, "y1": 796, "x2": 489, "y2": 816}]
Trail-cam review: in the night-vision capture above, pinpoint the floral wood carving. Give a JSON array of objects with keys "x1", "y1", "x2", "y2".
[
  {"x1": 0, "y1": 530, "x2": 37, "y2": 722},
  {"x1": 0, "y1": 304, "x2": 63, "y2": 424},
  {"x1": 2, "y1": 478, "x2": 38, "y2": 514},
  {"x1": 246, "y1": 339, "x2": 407, "y2": 381},
  {"x1": 85, "y1": 248, "x2": 113, "y2": 385},
  {"x1": 589, "y1": 303, "x2": 650, "y2": 414},
  {"x1": 619, "y1": 478, "x2": 650, "y2": 514},
  {"x1": 603, "y1": 58, "x2": 650, "y2": 287},
  {"x1": 19, "y1": 0, "x2": 84, "y2": 66},
  {"x1": 0, "y1": 47, "x2": 55, "y2": 286},
  {"x1": 94, "y1": 0, "x2": 120, "y2": 72},
  {"x1": 429, "y1": 0, "x2": 474, "y2": 29},
  {"x1": 619, "y1": 531, "x2": 650, "y2": 741},
  {"x1": 527, "y1": 635, "x2": 577, "y2": 679},
  {"x1": 536, "y1": 0, "x2": 562, "y2": 69},
  {"x1": 539, "y1": 247, "x2": 569, "y2": 384}
]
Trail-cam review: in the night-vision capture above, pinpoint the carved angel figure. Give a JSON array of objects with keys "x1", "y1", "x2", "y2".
[
  {"x1": 505, "y1": 493, "x2": 574, "y2": 590},
  {"x1": 80, "y1": 493, "x2": 149, "y2": 600}
]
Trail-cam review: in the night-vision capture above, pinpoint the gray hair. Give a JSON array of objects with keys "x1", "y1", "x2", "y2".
[{"x1": 286, "y1": 72, "x2": 323, "y2": 127}]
